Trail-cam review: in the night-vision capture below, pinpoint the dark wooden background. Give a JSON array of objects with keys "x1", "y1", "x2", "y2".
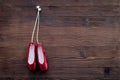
[{"x1": 0, "y1": 0, "x2": 120, "y2": 80}]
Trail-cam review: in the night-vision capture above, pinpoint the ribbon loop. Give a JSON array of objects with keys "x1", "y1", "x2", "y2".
[{"x1": 31, "y1": 6, "x2": 42, "y2": 44}]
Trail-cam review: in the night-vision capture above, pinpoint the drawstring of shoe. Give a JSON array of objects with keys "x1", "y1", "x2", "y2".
[{"x1": 31, "y1": 5, "x2": 41, "y2": 44}]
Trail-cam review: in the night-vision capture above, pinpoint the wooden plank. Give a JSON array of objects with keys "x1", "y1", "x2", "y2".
[
  {"x1": 0, "y1": 26, "x2": 119, "y2": 47},
  {"x1": 40, "y1": 6, "x2": 120, "y2": 16},
  {"x1": 1, "y1": 0, "x2": 120, "y2": 6},
  {"x1": 0, "y1": 45, "x2": 120, "y2": 67},
  {"x1": 0, "y1": 16, "x2": 119, "y2": 27},
  {"x1": 0, "y1": 56, "x2": 120, "y2": 78},
  {"x1": 0, "y1": 63, "x2": 104, "y2": 77},
  {"x1": 0, "y1": 5, "x2": 120, "y2": 17},
  {"x1": 10, "y1": 6, "x2": 120, "y2": 17},
  {"x1": 0, "y1": 77, "x2": 119, "y2": 80},
  {"x1": 0, "y1": 57, "x2": 120, "y2": 78}
]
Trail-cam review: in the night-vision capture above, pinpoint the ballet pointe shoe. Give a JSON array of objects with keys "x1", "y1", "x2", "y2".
[
  {"x1": 37, "y1": 43, "x2": 48, "y2": 71},
  {"x1": 27, "y1": 42, "x2": 36, "y2": 71}
]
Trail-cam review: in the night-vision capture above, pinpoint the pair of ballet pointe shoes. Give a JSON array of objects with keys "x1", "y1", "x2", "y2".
[{"x1": 27, "y1": 42, "x2": 48, "y2": 71}]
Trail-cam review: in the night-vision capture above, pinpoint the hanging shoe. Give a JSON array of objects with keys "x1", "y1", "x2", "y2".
[
  {"x1": 37, "y1": 43, "x2": 48, "y2": 71},
  {"x1": 27, "y1": 42, "x2": 36, "y2": 71},
  {"x1": 26, "y1": 6, "x2": 39, "y2": 71},
  {"x1": 35, "y1": 6, "x2": 48, "y2": 71}
]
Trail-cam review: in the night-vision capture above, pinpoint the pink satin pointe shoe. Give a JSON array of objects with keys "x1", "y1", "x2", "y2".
[
  {"x1": 27, "y1": 42, "x2": 36, "y2": 71},
  {"x1": 37, "y1": 43, "x2": 48, "y2": 71}
]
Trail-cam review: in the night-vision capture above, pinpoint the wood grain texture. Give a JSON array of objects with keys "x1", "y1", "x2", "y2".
[{"x1": 0, "y1": 0, "x2": 120, "y2": 80}]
